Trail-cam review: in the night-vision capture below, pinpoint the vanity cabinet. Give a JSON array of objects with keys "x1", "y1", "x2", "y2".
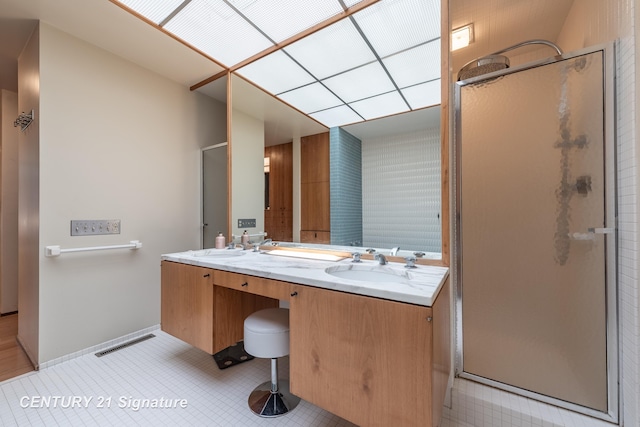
[
  {"x1": 301, "y1": 132, "x2": 330, "y2": 243},
  {"x1": 290, "y1": 279, "x2": 450, "y2": 427},
  {"x1": 160, "y1": 261, "x2": 278, "y2": 354},
  {"x1": 161, "y1": 260, "x2": 450, "y2": 427}
]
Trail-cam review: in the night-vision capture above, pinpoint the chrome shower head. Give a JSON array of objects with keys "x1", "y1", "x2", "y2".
[
  {"x1": 457, "y1": 39, "x2": 563, "y2": 81},
  {"x1": 457, "y1": 54, "x2": 510, "y2": 81}
]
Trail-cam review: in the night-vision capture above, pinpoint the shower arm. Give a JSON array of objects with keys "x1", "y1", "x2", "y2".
[
  {"x1": 457, "y1": 39, "x2": 563, "y2": 81},
  {"x1": 488, "y1": 39, "x2": 563, "y2": 58}
]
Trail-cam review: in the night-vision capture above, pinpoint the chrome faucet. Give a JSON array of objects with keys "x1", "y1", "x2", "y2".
[
  {"x1": 390, "y1": 247, "x2": 400, "y2": 256},
  {"x1": 374, "y1": 253, "x2": 387, "y2": 265},
  {"x1": 253, "y1": 238, "x2": 273, "y2": 252},
  {"x1": 351, "y1": 252, "x2": 362, "y2": 263},
  {"x1": 404, "y1": 256, "x2": 417, "y2": 269}
]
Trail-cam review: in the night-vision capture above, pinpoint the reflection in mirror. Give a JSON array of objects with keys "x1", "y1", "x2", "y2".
[
  {"x1": 342, "y1": 107, "x2": 441, "y2": 253},
  {"x1": 193, "y1": 75, "x2": 230, "y2": 248},
  {"x1": 231, "y1": 73, "x2": 441, "y2": 257}
]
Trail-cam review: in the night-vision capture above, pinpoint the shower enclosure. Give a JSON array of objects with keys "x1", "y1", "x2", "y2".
[{"x1": 454, "y1": 44, "x2": 617, "y2": 421}]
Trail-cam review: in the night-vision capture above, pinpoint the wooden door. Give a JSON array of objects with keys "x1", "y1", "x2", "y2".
[{"x1": 264, "y1": 143, "x2": 293, "y2": 241}]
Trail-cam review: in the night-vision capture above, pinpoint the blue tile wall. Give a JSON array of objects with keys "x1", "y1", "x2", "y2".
[{"x1": 329, "y1": 127, "x2": 363, "y2": 246}]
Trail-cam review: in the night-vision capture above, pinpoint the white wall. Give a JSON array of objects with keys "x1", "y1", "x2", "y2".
[
  {"x1": 362, "y1": 127, "x2": 441, "y2": 252},
  {"x1": 17, "y1": 23, "x2": 40, "y2": 367},
  {"x1": 35, "y1": 23, "x2": 226, "y2": 363},
  {"x1": 230, "y1": 105, "x2": 265, "y2": 241},
  {"x1": 0, "y1": 89, "x2": 19, "y2": 314}
]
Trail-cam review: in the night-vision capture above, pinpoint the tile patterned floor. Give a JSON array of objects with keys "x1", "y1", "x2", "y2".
[
  {"x1": 0, "y1": 330, "x2": 356, "y2": 427},
  {"x1": 0, "y1": 328, "x2": 618, "y2": 427}
]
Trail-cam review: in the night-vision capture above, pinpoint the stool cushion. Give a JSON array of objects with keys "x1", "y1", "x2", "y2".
[{"x1": 244, "y1": 308, "x2": 290, "y2": 359}]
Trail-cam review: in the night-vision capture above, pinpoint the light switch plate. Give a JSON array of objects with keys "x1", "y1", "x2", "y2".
[
  {"x1": 238, "y1": 218, "x2": 256, "y2": 228},
  {"x1": 71, "y1": 220, "x2": 121, "y2": 236}
]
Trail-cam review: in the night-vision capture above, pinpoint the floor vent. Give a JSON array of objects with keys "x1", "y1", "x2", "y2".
[{"x1": 95, "y1": 334, "x2": 155, "y2": 358}]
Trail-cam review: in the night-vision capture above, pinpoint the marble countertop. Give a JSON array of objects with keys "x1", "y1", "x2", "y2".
[{"x1": 161, "y1": 246, "x2": 449, "y2": 307}]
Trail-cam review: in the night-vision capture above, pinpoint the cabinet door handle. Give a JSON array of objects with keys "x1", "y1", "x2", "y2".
[
  {"x1": 203, "y1": 274, "x2": 210, "y2": 278},
  {"x1": 241, "y1": 282, "x2": 248, "y2": 287},
  {"x1": 290, "y1": 291, "x2": 298, "y2": 297}
]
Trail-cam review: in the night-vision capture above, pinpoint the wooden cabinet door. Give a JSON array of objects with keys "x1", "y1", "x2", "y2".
[
  {"x1": 161, "y1": 261, "x2": 214, "y2": 353},
  {"x1": 301, "y1": 132, "x2": 330, "y2": 237},
  {"x1": 289, "y1": 285, "x2": 434, "y2": 427},
  {"x1": 301, "y1": 132, "x2": 329, "y2": 184},
  {"x1": 300, "y1": 181, "x2": 330, "y2": 232}
]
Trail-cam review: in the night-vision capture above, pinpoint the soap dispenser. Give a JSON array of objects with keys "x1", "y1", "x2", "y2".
[
  {"x1": 241, "y1": 230, "x2": 250, "y2": 246},
  {"x1": 215, "y1": 232, "x2": 226, "y2": 249}
]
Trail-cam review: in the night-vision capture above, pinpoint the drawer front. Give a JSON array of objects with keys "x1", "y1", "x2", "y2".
[{"x1": 214, "y1": 270, "x2": 293, "y2": 301}]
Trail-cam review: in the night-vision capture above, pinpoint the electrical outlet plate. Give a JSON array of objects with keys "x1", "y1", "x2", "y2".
[
  {"x1": 238, "y1": 218, "x2": 256, "y2": 228},
  {"x1": 71, "y1": 220, "x2": 121, "y2": 236}
]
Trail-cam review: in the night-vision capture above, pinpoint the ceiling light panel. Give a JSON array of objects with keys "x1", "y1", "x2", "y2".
[
  {"x1": 354, "y1": 0, "x2": 440, "y2": 57},
  {"x1": 401, "y1": 80, "x2": 441, "y2": 110},
  {"x1": 342, "y1": 0, "x2": 368, "y2": 7},
  {"x1": 382, "y1": 40, "x2": 441, "y2": 88},
  {"x1": 228, "y1": 0, "x2": 344, "y2": 43},
  {"x1": 310, "y1": 105, "x2": 364, "y2": 128},
  {"x1": 163, "y1": 0, "x2": 274, "y2": 66},
  {"x1": 349, "y1": 91, "x2": 410, "y2": 120},
  {"x1": 116, "y1": 0, "x2": 185, "y2": 25},
  {"x1": 236, "y1": 51, "x2": 315, "y2": 94},
  {"x1": 322, "y1": 62, "x2": 395, "y2": 103},
  {"x1": 278, "y1": 83, "x2": 343, "y2": 114},
  {"x1": 284, "y1": 19, "x2": 376, "y2": 80}
]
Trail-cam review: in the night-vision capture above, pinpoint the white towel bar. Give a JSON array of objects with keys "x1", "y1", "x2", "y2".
[{"x1": 45, "y1": 240, "x2": 142, "y2": 257}]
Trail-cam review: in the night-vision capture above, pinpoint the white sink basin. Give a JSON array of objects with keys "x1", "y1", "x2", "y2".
[
  {"x1": 190, "y1": 249, "x2": 247, "y2": 258},
  {"x1": 324, "y1": 265, "x2": 413, "y2": 284}
]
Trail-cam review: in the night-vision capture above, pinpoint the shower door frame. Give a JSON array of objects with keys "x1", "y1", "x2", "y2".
[{"x1": 453, "y1": 42, "x2": 618, "y2": 423}]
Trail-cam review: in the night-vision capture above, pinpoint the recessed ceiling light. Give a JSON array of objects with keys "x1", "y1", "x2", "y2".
[{"x1": 451, "y1": 24, "x2": 474, "y2": 51}]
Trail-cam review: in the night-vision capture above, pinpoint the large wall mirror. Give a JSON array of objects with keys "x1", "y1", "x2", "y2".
[
  {"x1": 192, "y1": 0, "x2": 447, "y2": 263},
  {"x1": 228, "y1": 73, "x2": 442, "y2": 260}
]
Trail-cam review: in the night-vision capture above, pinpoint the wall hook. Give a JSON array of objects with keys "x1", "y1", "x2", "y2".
[{"x1": 14, "y1": 110, "x2": 34, "y2": 132}]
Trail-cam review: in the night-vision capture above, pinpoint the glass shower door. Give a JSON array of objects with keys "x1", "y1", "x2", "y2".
[{"x1": 456, "y1": 47, "x2": 616, "y2": 418}]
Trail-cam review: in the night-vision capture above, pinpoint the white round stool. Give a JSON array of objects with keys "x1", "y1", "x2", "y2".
[{"x1": 244, "y1": 308, "x2": 300, "y2": 417}]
